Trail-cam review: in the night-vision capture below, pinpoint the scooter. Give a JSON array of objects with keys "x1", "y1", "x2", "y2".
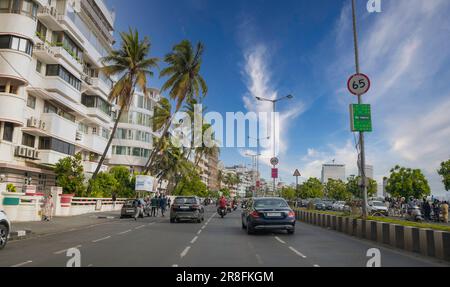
[
  {"x1": 406, "y1": 205, "x2": 424, "y2": 222},
  {"x1": 218, "y1": 207, "x2": 227, "y2": 218}
]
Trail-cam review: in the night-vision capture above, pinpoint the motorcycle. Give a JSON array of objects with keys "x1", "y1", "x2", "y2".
[
  {"x1": 406, "y1": 205, "x2": 424, "y2": 222},
  {"x1": 218, "y1": 207, "x2": 227, "y2": 218}
]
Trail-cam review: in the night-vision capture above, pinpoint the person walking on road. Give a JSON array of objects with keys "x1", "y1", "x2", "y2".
[
  {"x1": 151, "y1": 195, "x2": 158, "y2": 217},
  {"x1": 441, "y1": 201, "x2": 449, "y2": 224},
  {"x1": 160, "y1": 195, "x2": 168, "y2": 217},
  {"x1": 42, "y1": 194, "x2": 54, "y2": 222},
  {"x1": 112, "y1": 192, "x2": 117, "y2": 210},
  {"x1": 156, "y1": 195, "x2": 162, "y2": 217},
  {"x1": 133, "y1": 198, "x2": 144, "y2": 221}
]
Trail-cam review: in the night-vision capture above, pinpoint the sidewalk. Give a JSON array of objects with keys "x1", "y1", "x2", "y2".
[{"x1": 9, "y1": 211, "x2": 121, "y2": 241}]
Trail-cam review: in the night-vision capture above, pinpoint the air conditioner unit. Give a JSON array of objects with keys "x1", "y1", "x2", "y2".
[
  {"x1": 33, "y1": 150, "x2": 40, "y2": 160},
  {"x1": 39, "y1": 120, "x2": 46, "y2": 131},
  {"x1": 19, "y1": 147, "x2": 27, "y2": 157},
  {"x1": 27, "y1": 117, "x2": 38, "y2": 128},
  {"x1": 76, "y1": 131, "x2": 83, "y2": 141}
]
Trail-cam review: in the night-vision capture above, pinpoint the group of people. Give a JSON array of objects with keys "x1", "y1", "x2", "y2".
[
  {"x1": 132, "y1": 194, "x2": 172, "y2": 221},
  {"x1": 386, "y1": 197, "x2": 449, "y2": 223}
]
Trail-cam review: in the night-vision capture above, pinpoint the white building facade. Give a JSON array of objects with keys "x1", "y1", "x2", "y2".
[
  {"x1": 321, "y1": 164, "x2": 346, "y2": 183},
  {"x1": 0, "y1": 0, "x2": 116, "y2": 193}
]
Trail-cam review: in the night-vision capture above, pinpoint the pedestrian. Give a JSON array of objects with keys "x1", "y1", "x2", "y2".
[
  {"x1": 441, "y1": 201, "x2": 449, "y2": 224},
  {"x1": 423, "y1": 200, "x2": 431, "y2": 221},
  {"x1": 167, "y1": 197, "x2": 172, "y2": 208},
  {"x1": 42, "y1": 194, "x2": 54, "y2": 222},
  {"x1": 151, "y1": 195, "x2": 158, "y2": 217},
  {"x1": 112, "y1": 192, "x2": 117, "y2": 210},
  {"x1": 160, "y1": 195, "x2": 168, "y2": 217},
  {"x1": 433, "y1": 201, "x2": 441, "y2": 222},
  {"x1": 156, "y1": 195, "x2": 162, "y2": 216},
  {"x1": 133, "y1": 198, "x2": 143, "y2": 221}
]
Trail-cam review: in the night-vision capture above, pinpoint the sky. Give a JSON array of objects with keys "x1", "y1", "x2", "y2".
[{"x1": 104, "y1": 0, "x2": 450, "y2": 195}]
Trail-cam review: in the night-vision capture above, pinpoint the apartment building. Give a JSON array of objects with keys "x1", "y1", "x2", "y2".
[
  {"x1": 109, "y1": 89, "x2": 161, "y2": 173},
  {"x1": 206, "y1": 149, "x2": 219, "y2": 191},
  {"x1": 0, "y1": 0, "x2": 115, "y2": 192}
]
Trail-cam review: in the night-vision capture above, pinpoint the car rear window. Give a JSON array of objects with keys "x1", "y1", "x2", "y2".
[
  {"x1": 174, "y1": 197, "x2": 197, "y2": 204},
  {"x1": 254, "y1": 199, "x2": 288, "y2": 208}
]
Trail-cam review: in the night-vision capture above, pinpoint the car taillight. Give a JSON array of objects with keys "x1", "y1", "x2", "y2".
[
  {"x1": 250, "y1": 211, "x2": 260, "y2": 218},
  {"x1": 287, "y1": 211, "x2": 296, "y2": 218},
  {"x1": 193, "y1": 204, "x2": 200, "y2": 209}
]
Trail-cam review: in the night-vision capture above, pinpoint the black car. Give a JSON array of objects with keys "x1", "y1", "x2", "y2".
[
  {"x1": 170, "y1": 196, "x2": 205, "y2": 223},
  {"x1": 241, "y1": 197, "x2": 296, "y2": 235}
]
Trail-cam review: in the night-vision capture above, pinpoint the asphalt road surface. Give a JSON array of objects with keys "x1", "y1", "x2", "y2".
[{"x1": 1, "y1": 207, "x2": 448, "y2": 267}]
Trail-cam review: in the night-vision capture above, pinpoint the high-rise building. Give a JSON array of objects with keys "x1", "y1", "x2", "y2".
[
  {"x1": 0, "y1": 0, "x2": 115, "y2": 192},
  {"x1": 206, "y1": 149, "x2": 219, "y2": 191},
  {"x1": 321, "y1": 163, "x2": 346, "y2": 183},
  {"x1": 109, "y1": 89, "x2": 161, "y2": 173}
]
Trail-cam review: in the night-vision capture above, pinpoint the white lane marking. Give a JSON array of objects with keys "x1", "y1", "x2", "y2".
[
  {"x1": 255, "y1": 254, "x2": 263, "y2": 265},
  {"x1": 197, "y1": 230, "x2": 202, "y2": 235},
  {"x1": 314, "y1": 264, "x2": 320, "y2": 267},
  {"x1": 135, "y1": 225, "x2": 146, "y2": 230},
  {"x1": 172, "y1": 264, "x2": 179, "y2": 267},
  {"x1": 92, "y1": 236, "x2": 111, "y2": 243},
  {"x1": 201, "y1": 225, "x2": 206, "y2": 229},
  {"x1": 54, "y1": 245, "x2": 82, "y2": 255},
  {"x1": 275, "y1": 236, "x2": 286, "y2": 244},
  {"x1": 118, "y1": 230, "x2": 132, "y2": 235},
  {"x1": 190, "y1": 236, "x2": 198, "y2": 244},
  {"x1": 147, "y1": 222, "x2": 155, "y2": 226},
  {"x1": 180, "y1": 246, "x2": 191, "y2": 258},
  {"x1": 11, "y1": 260, "x2": 32, "y2": 267},
  {"x1": 289, "y1": 246, "x2": 307, "y2": 259}
]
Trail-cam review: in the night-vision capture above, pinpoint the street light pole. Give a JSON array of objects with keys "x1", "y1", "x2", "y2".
[
  {"x1": 351, "y1": 0, "x2": 368, "y2": 218},
  {"x1": 248, "y1": 136, "x2": 269, "y2": 197},
  {"x1": 256, "y1": 94, "x2": 293, "y2": 197}
]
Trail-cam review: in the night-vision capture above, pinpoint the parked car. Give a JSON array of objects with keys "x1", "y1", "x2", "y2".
[
  {"x1": 368, "y1": 201, "x2": 388, "y2": 216},
  {"x1": 0, "y1": 209, "x2": 11, "y2": 250},
  {"x1": 311, "y1": 199, "x2": 326, "y2": 210},
  {"x1": 323, "y1": 200, "x2": 334, "y2": 210},
  {"x1": 241, "y1": 197, "x2": 296, "y2": 235},
  {"x1": 120, "y1": 199, "x2": 146, "y2": 219},
  {"x1": 170, "y1": 196, "x2": 205, "y2": 223},
  {"x1": 332, "y1": 201, "x2": 346, "y2": 211}
]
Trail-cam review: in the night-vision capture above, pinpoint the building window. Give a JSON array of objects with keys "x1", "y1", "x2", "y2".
[
  {"x1": 22, "y1": 133, "x2": 35, "y2": 148},
  {"x1": 36, "y1": 60, "x2": 42, "y2": 73},
  {"x1": 36, "y1": 20, "x2": 47, "y2": 41},
  {"x1": 0, "y1": 0, "x2": 38, "y2": 19},
  {"x1": 39, "y1": 137, "x2": 75, "y2": 156},
  {"x1": 26, "y1": 95, "x2": 36, "y2": 109},
  {"x1": 0, "y1": 34, "x2": 33, "y2": 56},
  {"x1": 46, "y1": 64, "x2": 81, "y2": 91},
  {"x1": 3, "y1": 122, "x2": 14, "y2": 142}
]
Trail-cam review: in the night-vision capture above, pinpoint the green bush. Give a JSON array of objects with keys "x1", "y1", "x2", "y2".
[
  {"x1": 88, "y1": 172, "x2": 118, "y2": 198},
  {"x1": 6, "y1": 184, "x2": 16, "y2": 193}
]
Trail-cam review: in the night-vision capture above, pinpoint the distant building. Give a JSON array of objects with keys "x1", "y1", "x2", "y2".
[
  {"x1": 365, "y1": 165, "x2": 374, "y2": 179},
  {"x1": 321, "y1": 164, "x2": 346, "y2": 183}
]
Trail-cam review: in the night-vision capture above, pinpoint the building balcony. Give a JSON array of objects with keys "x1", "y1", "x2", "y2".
[
  {"x1": 40, "y1": 113, "x2": 77, "y2": 143},
  {"x1": 37, "y1": 150, "x2": 67, "y2": 166},
  {"x1": 81, "y1": 134, "x2": 109, "y2": 156},
  {"x1": 0, "y1": 50, "x2": 32, "y2": 85},
  {"x1": 0, "y1": 13, "x2": 37, "y2": 40},
  {"x1": 44, "y1": 77, "x2": 82, "y2": 103},
  {"x1": 0, "y1": 92, "x2": 26, "y2": 126},
  {"x1": 37, "y1": 6, "x2": 63, "y2": 31},
  {"x1": 108, "y1": 155, "x2": 148, "y2": 168},
  {"x1": 85, "y1": 107, "x2": 111, "y2": 124},
  {"x1": 82, "y1": 161, "x2": 108, "y2": 174},
  {"x1": 51, "y1": 46, "x2": 83, "y2": 73}
]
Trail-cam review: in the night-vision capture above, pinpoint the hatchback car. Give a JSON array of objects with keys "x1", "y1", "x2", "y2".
[
  {"x1": 0, "y1": 209, "x2": 11, "y2": 250},
  {"x1": 120, "y1": 199, "x2": 146, "y2": 219},
  {"x1": 241, "y1": 197, "x2": 296, "y2": 235},
  {"x1": 170, "y1": 196, "x2": 205, "y2": 223}
]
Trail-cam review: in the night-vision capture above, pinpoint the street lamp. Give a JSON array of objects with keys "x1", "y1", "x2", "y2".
[{"x1": 255, "y1": 94, "x2": 294, "y2": 196}]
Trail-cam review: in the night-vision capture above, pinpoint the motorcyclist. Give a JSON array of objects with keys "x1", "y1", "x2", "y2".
[{"x1": 218, "y1": 196, "x2": 227, "y2": 213}]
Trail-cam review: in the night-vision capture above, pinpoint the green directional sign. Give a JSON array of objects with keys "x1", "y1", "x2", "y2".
[{"x1": 350, "y1": 104, "x2": 372, "y2": 132}]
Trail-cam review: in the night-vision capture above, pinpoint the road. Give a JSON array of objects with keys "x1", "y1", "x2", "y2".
[{"x1": 0, "y1": 207, "x2": 447, "y2": 267}]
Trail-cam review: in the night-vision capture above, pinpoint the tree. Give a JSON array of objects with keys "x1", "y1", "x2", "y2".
[
  {"x1": 298, "y1": 177, "x2": 324, "y2": 199},
  {"x1": 54, "y1": 153, "x2": 86, "y2": 196},
  {"x1": 144, "y1": 40, "x2": 208, "y2": 173},
  {"x1": 109, "y1": 166, "x2": 135, "y2": 198},
  {"x1": 89, "y1": 28, "x2": 159, "y2": 192},
  {"x1": 89, "y1": 172, "x2": 118, "y2": 198},
  {"x1": 438, "y1": 159, "x2": 450, "y2": 191},
  {"x1": 281, "y1": 186, "x2": 296, "y2": 202},
  {"x1": 385, "y1": 165, "x2": 431, "y2": 199},
  {"x1": 346, "y1": 175, "x2": 378, "y2": 199},
  {"x1": 173, "y1": 174, "x2": 208, "y2": 197},
  {"x1": 326, "y1": 179, "x2": 351, "y2": 201}
]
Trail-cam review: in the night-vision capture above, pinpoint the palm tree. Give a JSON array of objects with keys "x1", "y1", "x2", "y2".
[
  {"x1": 144, "y1": 40, "x2": 207, "y2": 173},
  {"x1": 217, "y1": 169, "x2": 224, "y2": 190},
  {"x1": 88, "y1": 28, "x2": 159, "y2": 193}
]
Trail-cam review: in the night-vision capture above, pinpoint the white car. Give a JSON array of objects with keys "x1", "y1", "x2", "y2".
[
  {"x1": 332, "y1": 201, "x2": 346, "y2": 211},
  {"x1": 0, "y1": 209, "x2": 11, "y2": 250},
  {"x1": 368, "y1": 201, "x2": 388, "y2": 216}
]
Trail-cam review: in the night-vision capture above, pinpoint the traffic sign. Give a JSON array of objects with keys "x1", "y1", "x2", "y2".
[
  {"x1": 271, "y1": 168, "x2": 278, "y2": 179},
  {"x1": 293, "y1": 169, "x2": 301, "y2": 177},
  {"x1": 350, "y1": 104, "x2": 373, "y2": 132},
  {"x1": 347, "y1": 73, "x2": 371, "y2": 96},
  {"x1": 270, "y1": 157, "x2": 279, "y2": 166}
]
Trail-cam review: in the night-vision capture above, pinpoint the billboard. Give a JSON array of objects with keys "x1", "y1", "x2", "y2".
[{"x1": 135, "y1": 175, "x2": 155, "y2": 192}]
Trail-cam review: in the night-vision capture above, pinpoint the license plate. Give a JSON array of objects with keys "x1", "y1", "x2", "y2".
[
  {"x1": 266, "y1": 212, "x2": 281, "y2": 217},
  {"x1": 127, "y1": 209, "x2": 135, "y2": 213},
  {"x1": 180, "y1": 206, "x2": 190, "y2": 209}
]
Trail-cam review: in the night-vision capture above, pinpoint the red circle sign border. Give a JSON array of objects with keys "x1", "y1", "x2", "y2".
[{"x1": 347, "y1": 73, "x2": 371, "y2": 96}]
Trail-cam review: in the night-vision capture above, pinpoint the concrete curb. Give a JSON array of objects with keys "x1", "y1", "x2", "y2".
[
  {"x1": 296, "y1": 210, "x2": 450, "y2": 262},
  {"x1": 9, "y1": 230, "x2": 32, "y2": 241}
]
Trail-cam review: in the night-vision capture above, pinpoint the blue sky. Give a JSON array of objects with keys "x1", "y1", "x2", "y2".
[{"x1": 105, "y1": 0, "x2": 450, "y2": 195}]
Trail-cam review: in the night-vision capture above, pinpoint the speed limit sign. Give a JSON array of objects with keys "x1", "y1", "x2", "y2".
[{"x1": 347, "y1": 73, "x2": 371, "y2": 96}]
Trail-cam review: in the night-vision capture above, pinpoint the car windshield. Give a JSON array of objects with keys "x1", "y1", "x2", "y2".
[
  {"x1": 254, "y1": 199, "x2": 288, "y2": 208},
  {"x1": 175, "y1": 197, "x2": 197, "y2": 204},
  {"x1": 124, "y1": 200, "x2": 135, "y2": 207}
]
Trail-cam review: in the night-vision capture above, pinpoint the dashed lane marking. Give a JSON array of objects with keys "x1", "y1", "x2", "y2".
[
  {"x1": 275, "y1": 236, "x2": 286, "y2": 244},
  {"x1": 190, "y1": 236, "x2": 198, "y2": 244},
  {"x1": 92, "y1": 236, "x2": 111, "y2": 243},
  {"x1": 11, "y1": 261, "x2": 32, "y2": 267},
  {"x1": 54, "y1": 245, "x2": 82, "y2": 255},
  {"x1": 197, "y1": 230, "x2": 202, "y2": 235},
  {"x1": 289, "y1": 246, "x2": 307, "y2": 259},
  {"x1": 135, "y1": 225, "x2": 146, "y2": 230},
  {"x1": 118, "y1": 230, "x2": 132, "y2": 235},
  {"x1": 180, "y1": 246, "x2": 191, "y2": 258}
]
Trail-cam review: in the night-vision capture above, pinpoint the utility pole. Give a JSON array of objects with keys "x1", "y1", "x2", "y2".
[{"x1": 351, "y1": 0, "x2": 368, "y2": 218}]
